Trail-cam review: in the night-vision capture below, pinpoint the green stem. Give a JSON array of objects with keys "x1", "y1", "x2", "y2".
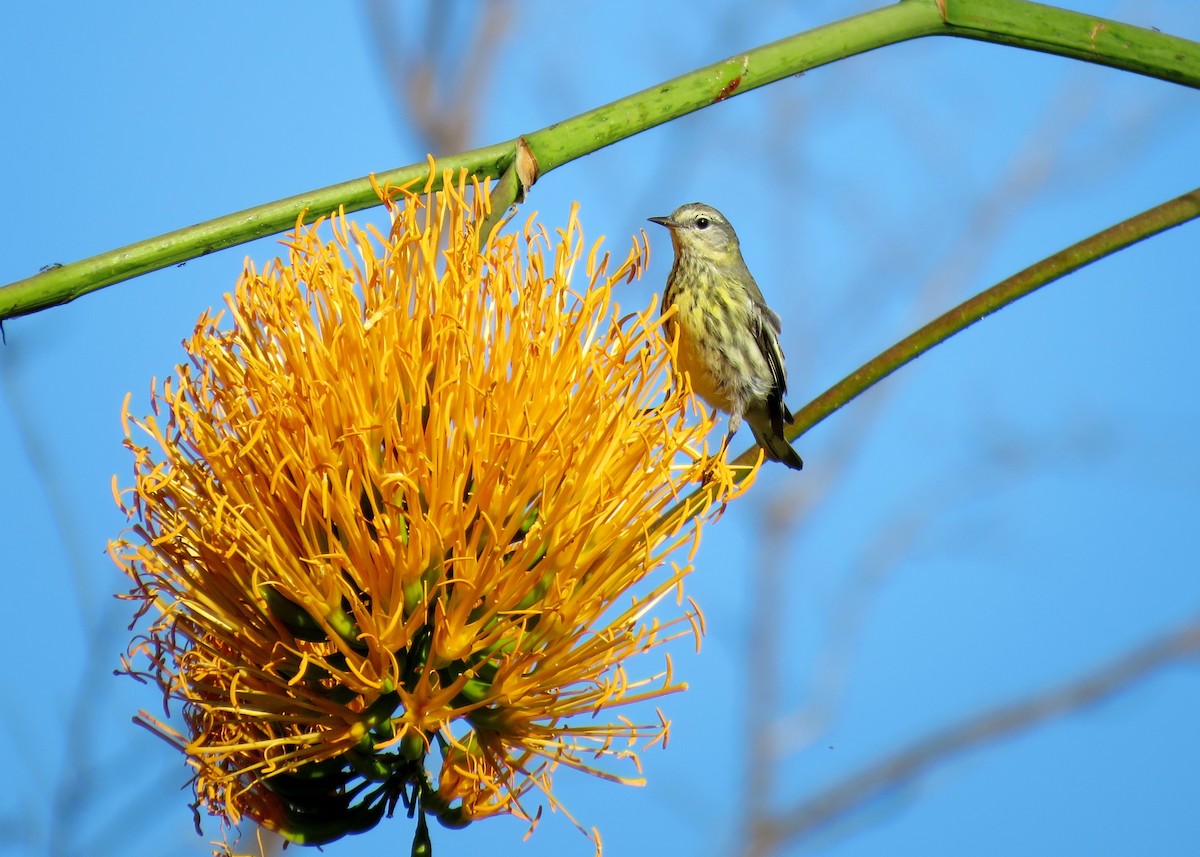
[
  {"x1": 0, "y1": 143, "x2": 508, "y2": 322},
  {"x1": 940, "y1": 0, "x2": 1200, "y2": 87},
  {"x1": 655, "y1": 185, "x2": 1200, "y2": 529},
  {"x1": 781, "y1": 185, "x2": 1200, "y2": 454},
  {"x1": 2, "y1": 0, "x2": 1197, "y2": 321}
]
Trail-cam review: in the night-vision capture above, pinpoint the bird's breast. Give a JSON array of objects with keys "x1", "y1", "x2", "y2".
[{"x1": 667, "y1": 284, "x2": 750, "y2": 412}]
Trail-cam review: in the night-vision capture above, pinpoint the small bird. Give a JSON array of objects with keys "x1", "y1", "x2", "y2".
[{"x1": 649, "y1": 202, "x2": 803, "y2": 470}]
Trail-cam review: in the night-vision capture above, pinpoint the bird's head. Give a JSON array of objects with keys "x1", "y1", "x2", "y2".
[{"x1": 648, "y1": 202, "x2": 742, "y2": 265}]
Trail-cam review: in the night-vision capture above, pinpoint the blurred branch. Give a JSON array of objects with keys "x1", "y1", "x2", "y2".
[
  {"x1": 739, "y1": 424, "x2": 1064, "y2": 834},
  {"x1": 739, "y1": 613, "x2": 1200, "y2": 856},
  {"x1": 0, "y1": 363, "x2": 199, "y2": 855},
  {"x1": 4, "y1": 0, "x2": 1198, "y2": 320},
  {"x1": 740, "y1": 497, "x2": 800, "y2": 807},
  {"x1": 364, "y1": 0, "x2": 513, "y2": 153}
]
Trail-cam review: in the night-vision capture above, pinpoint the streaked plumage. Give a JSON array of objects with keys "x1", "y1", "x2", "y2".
[{"x1": 649, "y1": 202, "x2": 803, "y2": 470}]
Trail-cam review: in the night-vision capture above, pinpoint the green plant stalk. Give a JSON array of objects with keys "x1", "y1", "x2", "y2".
[
  {"x1": 782, "y1": 185, "x2": 1200, "y2": 451},
  {"x1": 3, "y1": 0, "x2": 1198, "y2": 321},
  {"x1": 941, "y1": 0, "x2": 1200, "y2": 87},
  {"x1": 655, "y1": 185, "x2": 1200, "y2": 530}
]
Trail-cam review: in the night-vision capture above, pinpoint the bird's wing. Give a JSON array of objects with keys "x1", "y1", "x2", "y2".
[
  {"x1": 752, "y1": 308, "x2": 793, "y2": 433},
  {"x1": 752, "y1": 307, "x2": 787, "y2": 392},
  {"x1": 762, "y1": 303, "x2": 783, "y2": 334}
]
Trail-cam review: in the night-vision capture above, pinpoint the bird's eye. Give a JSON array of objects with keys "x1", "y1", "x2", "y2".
[{"x1": 695, "y1": 216, "x2": 710, "y2": 229}]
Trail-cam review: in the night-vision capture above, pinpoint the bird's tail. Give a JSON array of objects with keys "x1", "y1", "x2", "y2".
[{"x1": 748, "y1": 420, "x2": 804, "y2": 471}]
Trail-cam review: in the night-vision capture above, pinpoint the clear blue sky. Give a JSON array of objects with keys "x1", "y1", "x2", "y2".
[{"x1": 2, "y1": 3, "x2": 1199, "y2": 856}]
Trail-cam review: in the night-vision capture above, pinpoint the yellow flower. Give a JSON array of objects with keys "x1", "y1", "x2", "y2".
[{"x1": 113, "y1": 169, "x2": 757, "y2": 852}]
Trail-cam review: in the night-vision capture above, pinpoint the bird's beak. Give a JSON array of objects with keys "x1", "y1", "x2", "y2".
[{"x1": 647, "y1": 216, "x2": 677, "y2": 229}]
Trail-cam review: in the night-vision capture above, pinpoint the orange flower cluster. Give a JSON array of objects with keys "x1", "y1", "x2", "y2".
[{"x1": 113, "y1": 170, "x2": 757, "y2": 852}]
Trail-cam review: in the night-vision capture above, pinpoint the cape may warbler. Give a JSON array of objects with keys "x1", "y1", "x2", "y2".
[{"x1": 649, "y1": 202, "x2": 803, "y2": 470}]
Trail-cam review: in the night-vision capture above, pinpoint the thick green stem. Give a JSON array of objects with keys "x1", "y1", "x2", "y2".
[
  {"x1": 0, "y1": 144, "x2": 508, "y2": 322},
  {"x1": 940, "y1": 0, "x2": 1200, "y2": 87},
  {"x1": 3, "y1": 0, "x2": 1197, "y2": 321}
]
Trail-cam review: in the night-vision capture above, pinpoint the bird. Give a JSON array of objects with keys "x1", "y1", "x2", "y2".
[{"x1": 648, "y1": 202, "x2": 803, "y2": 470}]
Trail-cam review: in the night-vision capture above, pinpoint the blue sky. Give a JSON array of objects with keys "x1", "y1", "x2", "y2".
[{"x1": 2, "y1": 2, "x2": 1199, "y2": 856}]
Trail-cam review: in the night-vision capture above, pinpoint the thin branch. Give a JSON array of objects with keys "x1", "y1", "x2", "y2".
[
  {"x1": 780, "y1": 185, "x2": 1200, "y2": 450},
  {"x1": 741, "y1": 613, "x2": 1200, "y2": 855},
  {"x1": 365, "y1": 0, "x2": 513, "y2": 154}
]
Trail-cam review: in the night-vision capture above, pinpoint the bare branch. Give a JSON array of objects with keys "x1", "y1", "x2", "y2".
[
  {"x1": 741, "y1": 615, "x2": 1200, "y2": 856},
  {"x1": 364, "y1": 0, "x2": 513, "y2": 154}
]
